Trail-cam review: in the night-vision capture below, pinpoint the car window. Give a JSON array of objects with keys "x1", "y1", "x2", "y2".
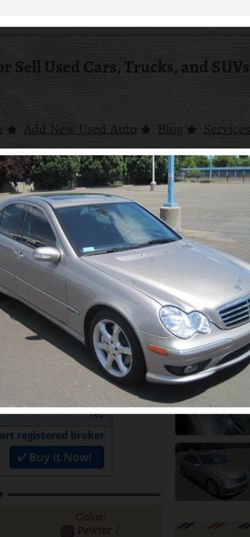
[
  {"x1": 55, "y1": 202, "x2": 180, "y2": 256},
  {"x1": 0, "y1": 203, "x2": 26, "y2": 242},
  {"x1": 185, "y1": 454, "x2": 199, "y2": 465},
  {"x1": 200, "y1": 453, "x2": 228, "y2": 465},
  {"x1": 22, "y1": 205, "x2": 56, "y2": 248}
]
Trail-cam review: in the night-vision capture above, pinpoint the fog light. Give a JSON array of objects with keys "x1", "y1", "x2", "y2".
[
  {"x1": 183, "y1": 364, "x2": 199, "y2": 375},
  {"x1": 165, "y1": 360, "x2": 210, "y2": 376}
]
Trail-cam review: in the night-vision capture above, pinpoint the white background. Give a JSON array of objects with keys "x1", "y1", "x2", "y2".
[{"x1": 1, "y1": 1, "x2": 250, "y2": 16}]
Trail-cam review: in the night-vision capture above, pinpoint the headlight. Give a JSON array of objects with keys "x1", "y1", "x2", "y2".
[
  {"x1": 160, "y1": 305, "x2": 211, "y2": 339},
  {"x1": 224, "y1": 477, "x2": 238, "y2": 486}
]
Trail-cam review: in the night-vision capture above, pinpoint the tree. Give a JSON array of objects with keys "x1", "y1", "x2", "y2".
[
  {"x1": 125, "y1": 156, "x2": 152, "y2": 184},
  {"x1": 79, "y1": 156, "x2": 126, "y2": 186},
  {"x1": 0, "y1": 156, "x2": 32, "y2": 191},
  {"x1": 155, "y1": 156, "x2": 167, "y2": 183},
  {"x1": 194, "y1": 156, "x2": 209, "y2": 167},
  {"x1": 31, "y1": 156, "x2": 81, "y2": 190},
  {"x1": 212, "y1": 155, "x2": 239, "y2": 167},
  {"x1": 238, "y1": 155, "x2": 250, "y2": 166},
  {"x1": 175, "y1": 156, "x2": 209, "y2": 170}
]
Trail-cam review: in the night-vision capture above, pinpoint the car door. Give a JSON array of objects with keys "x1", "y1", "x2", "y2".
[
  {"x1": 15, "y1": 204, "x2": 67, "y2": 324},
  {"x1": 0, "y1": 202, "x2": 27, "y2": 294}
]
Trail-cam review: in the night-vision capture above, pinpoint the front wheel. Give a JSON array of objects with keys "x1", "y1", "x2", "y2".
[
  {"x1": 206, "y1": 479, "x2": 220, "y2": 497},
  {"x1": 88, "y1": 309, "x2": 146, "y2": 384}
]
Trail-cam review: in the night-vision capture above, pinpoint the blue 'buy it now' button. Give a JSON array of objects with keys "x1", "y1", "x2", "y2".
[{"x1": 10, "y1": 446, "x2": 104, "y2": 469}]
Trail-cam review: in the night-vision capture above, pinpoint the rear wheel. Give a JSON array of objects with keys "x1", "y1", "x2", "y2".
[{"x1": 88, "y1": 309, "x2": 146, "y2": 384}]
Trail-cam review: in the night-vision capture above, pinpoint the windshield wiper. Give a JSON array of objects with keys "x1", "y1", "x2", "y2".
[
  {"x1": 82, "y1": 239, "x2": 175, "y2": 256},
  {"x1": 89, "y1": 247, "x2": 131, "y2": 255},
  {"x1": 131, "y1": 238, "x2": 175, "y2": 248}
]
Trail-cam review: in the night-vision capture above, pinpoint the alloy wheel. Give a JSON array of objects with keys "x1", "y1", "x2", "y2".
[{"x1": 93, "y1": 319, "x2": 133, "y2": 378}]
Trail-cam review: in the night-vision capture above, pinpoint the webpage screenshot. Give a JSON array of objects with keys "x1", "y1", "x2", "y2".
[
  {"x1": 0, "y1": 16, "x2": 250, "y2": 535},
  {"x1": 0, "y1": 414, "x2": 249, "y2": 536},
  {"x1": 0, "y1": 26, "x2": 250, "y2": 407}
]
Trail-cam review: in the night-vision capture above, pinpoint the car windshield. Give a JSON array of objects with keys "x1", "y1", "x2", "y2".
[
  {"x1": 55, "y1": 201, "x2": 181, "y2": 256},
  {"x1": 200, "y1": 453, "x2": 228, "y2": 466}
]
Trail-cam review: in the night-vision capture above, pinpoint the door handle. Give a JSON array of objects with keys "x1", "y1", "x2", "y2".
[{"x1": 13, "y1": 249, "x2": 24, "y2": 259}]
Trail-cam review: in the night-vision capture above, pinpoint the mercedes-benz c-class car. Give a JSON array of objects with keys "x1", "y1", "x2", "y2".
[
  {"x1": 179, "y1": 450, "x2": 249, "y2": 497},
  {"x1": 0, "y1": 193, "x2": 250, "y2": 385}
]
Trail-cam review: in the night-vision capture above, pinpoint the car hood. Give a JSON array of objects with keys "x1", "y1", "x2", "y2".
[
  {"x1": 210, "y1": 463, "x2": 248, "y2": 480},
  {"x1": 83, "y1": 239, "x2": 250, "y2": 320}
]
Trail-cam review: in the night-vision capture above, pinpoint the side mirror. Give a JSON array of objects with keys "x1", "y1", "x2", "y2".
[{"x1": 33, "y1": 246, "x2": 61, "y2": 264}]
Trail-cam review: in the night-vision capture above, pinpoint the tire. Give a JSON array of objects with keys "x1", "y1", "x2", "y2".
[
  {"x1": 206, "y1": 478, "x2": 220, "y2": 497},
  {"x1": 88, "y1": 308, "x2": 146, "y2": 385}
]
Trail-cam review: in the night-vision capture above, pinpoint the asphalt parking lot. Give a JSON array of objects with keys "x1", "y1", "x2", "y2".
[{"x1": 0, "y1": 182, "x2": 250, "y2": 407}]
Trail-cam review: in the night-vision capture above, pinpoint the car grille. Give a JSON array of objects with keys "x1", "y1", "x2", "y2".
[{"x1": 218, "y1": 296, "x2": 250, "y2": 328}]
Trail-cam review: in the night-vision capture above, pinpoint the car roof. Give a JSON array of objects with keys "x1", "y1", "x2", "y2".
[{"x1": 2, "y1": 193, "x2": 131, "y2": 209}]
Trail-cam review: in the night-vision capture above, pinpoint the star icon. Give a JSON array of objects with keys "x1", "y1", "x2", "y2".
[
  {"x1": 8, "y1": 125, "x2": 17, "y2": 134},
  {"x1": 187, "y1": 125, "x2": 197, "y2": 134},
  {"x1": 141, "y1": 125, "x2": 151, "y2": 134}
]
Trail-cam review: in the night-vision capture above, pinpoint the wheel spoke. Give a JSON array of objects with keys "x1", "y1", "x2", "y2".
[
  {"x1": 115, "y1": 354, "x2": 129, "y2": 376},
  {"x1": 104, "y1": 353, "x2": 115, "y2": 371},
  {"x1": 117, "y1": 343, "x2": 132, "y2": 356},
  {"x1": 95, "y1": 341, "x2": 108, "y2": 351},
  {"x1": 112, "y1": 323, "x2": 122, "y2": 344},
  {"x1": 99, "y1": 322, "x2": 112, "y2": 342}
]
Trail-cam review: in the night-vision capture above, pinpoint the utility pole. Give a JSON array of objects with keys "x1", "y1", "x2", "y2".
[
  {"x1": 160, "y1": 155, "x2": 181, "y2": 230},
  {"x1": 209, "y1": 155, "x2": 213, "y2": 181},
  {"x1": 150, "y1": 155, "x2": 157, "y2": 191},
  {"x1": 166, "y1": 155, "x2": 177, "y2": 207}
]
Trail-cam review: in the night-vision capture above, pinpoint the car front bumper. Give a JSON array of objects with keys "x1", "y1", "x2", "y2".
[
  {"x1": 219, "y1": 480, "x2": 249, "y2": 496},
  {"x1": 137, "y1": 321, "x2": 250, "y2": 384}
]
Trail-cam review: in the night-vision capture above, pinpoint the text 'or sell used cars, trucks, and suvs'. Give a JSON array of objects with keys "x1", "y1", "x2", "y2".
[
  {"x1": 179, "y1": 450, "x2": 249, "y2": 497},
  {"x1": 0, "y1": 193, "x2": 250, "y2": 385}
]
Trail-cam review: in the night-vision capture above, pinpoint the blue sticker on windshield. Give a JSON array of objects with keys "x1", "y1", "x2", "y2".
[{"x1": 81, "y1": 246, "x2": 95, "y2": 253}]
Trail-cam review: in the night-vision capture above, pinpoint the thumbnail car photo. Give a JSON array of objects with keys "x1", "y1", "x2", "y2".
[{"x1": 176, "y1": 444, "x2": 250, "y2": 500}]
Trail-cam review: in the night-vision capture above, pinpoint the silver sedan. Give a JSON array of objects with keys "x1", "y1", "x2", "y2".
[
  {"x1": 179, "y1": 450, "x2": 249, "y2": 497},
  {"x1": 1, "y1": 193, "x2": 250, "y2": 385}
]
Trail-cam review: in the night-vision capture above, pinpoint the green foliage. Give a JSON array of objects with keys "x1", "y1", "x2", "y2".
[
  {"x1": 125, "y1": 156, "x2": 151, "y2": 184},
  {"x1": 31, "y1": 156, "x2": 81, "y2": 190},
  {"x1": 0, "y1": 156, "x2": 32, "y2": 191},
  {"x1": 155, "y1": 156, "x2": 167, "y2": 183},
  {"x1": 238, "y1": 155, "x2": 250, "y2": 165},
  {"x1": 79, "y1": 156, "x2": 126, "y2": 186},
  {"x1": 79, "y1": 156, "x2": 166, "y2": 187},
  {"x1": 212, "y1": 155, "x2": 239, "y2": 167},
  {"x1": 194, "y1": 156, "x2": 210, "y2": 167},
  {"x1": 175, "y1": 156, "x2": 209, "y2": 170},
  {"x1": 124, "y1": 156, "x2": 167, "y2": 185}
]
